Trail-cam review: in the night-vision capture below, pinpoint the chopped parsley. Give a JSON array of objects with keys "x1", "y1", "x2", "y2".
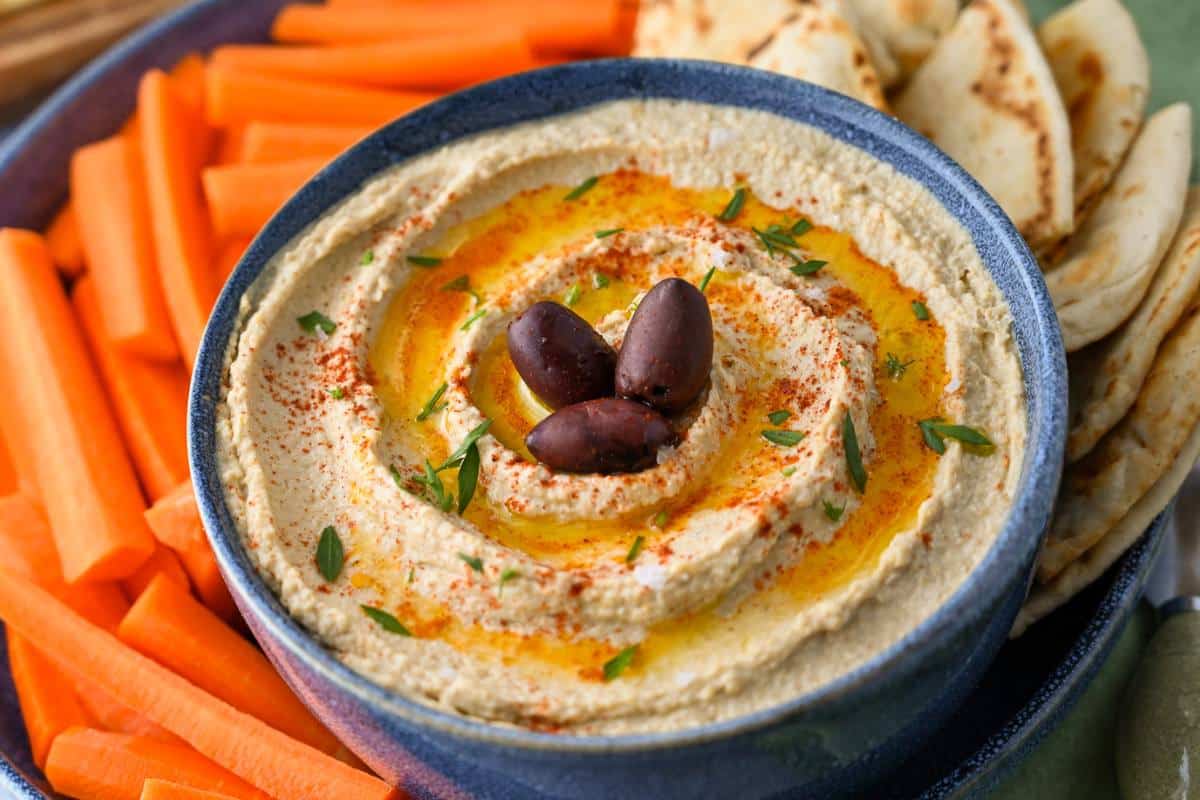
[
  {"x1": 781, "y1": 466, "x2": 797, "y2": 477},
  {"x1": 717, "y1": 187, "x2": 746, "y2": 223},
  {"x1": 459, "y1": 553, "x2": 484, "y2": 573},
  {"x1": 297, "y1": 310, "x2": 336, "y2": 335},
  {"x1": 564, "y1": 175, "x2": 598, "y2": 201},
  {"x1": 593, "y1": 273, "x2": 611, "y2": 289},
  {"x1": 762, "y1": 429, "x2": 805, "y2": 447},
  {"x1": 416, "y1": 382, "x2": 449, "y2": 421},
  {"x1": 912, "y1": 300, "x2": 931, "y2": 321},
  {"x1": 499, "y1": 568, "x2": 520, "y2": 594},
  {"x1": 437, "y1": 419, "x2": 492, "y2": 472},
  {"x1": 789, "y1": 259, "x2": 827, "y2": 276},
  {"x1": 360, "y1": 605, "x2": 411, "y2": 636},
  {"x1": 360, "y1": 250, "x2": 375, "y2": 265},
  {"x1": 407, "y1": 255, "x2": 442, "y2": 267},
  {"x1": 328, "y1": 386, "x2": 345, "y2": 399},
  {"x1": 389, "y1": 463, "x2": 404, "y2": 488},
  {"x1": 652, "y1": 510, "x2": 668, "y2": 529},
  {"x1": 460, "y1": 308, "x2": 487, "y2": 331},
  {"x1": 766, "y1": 409, "x2": 791, "y2": 426},
  {"x1": 316, "y1": 525, "x2": 343, "y2": 582},
  {"x1": 698, "y1": 266, "x2": 716, "y2": 293},
  {"x1": 603, "y1": 645, "x2": 638, "y2": 681},
  {"x1": 626, "y1": 535, "x2": 645, "y2": 563},
  {"x1": 823, "y1": 500, "x2": 845, "y2": 522},
  {"x1": 564, "y1": 284, "x2": 582, "y2": 307},
  {"x1": 752, "y1": 218, "x2": 819, "y2": 274},
  {"x1": 595, "y1": 227, "x2": 624, "y2": 239},
  {"x1": 885, "y1": 353, "x2": 915, "y2": 380},
  {"x1": 415, "y1": 460, "x2": 454, "y2": 512},
  {"x1": 842, "y1": 411, "x2": 867, "y2": 493},
  {"x1": 456, "y1": 441, "x2": 481, "y2": 513},
  {"x1": 918, "y1": 418, "x2": 994, "y2": 455},
  {"x1": 441, "y1": 274, "x2": 482, "y2": 305}
]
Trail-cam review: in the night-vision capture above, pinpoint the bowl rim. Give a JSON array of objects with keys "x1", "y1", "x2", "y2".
[{"x1": 189, "y1": 58, "x2": 1067, "y2": 754}]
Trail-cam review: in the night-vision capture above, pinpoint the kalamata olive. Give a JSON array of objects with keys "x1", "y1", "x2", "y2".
[
  {"x1": 507, "y1": 301, "x2": 616, "y2": 410},
  {"x1": 615, "y1": 277, "x2": 714, "y2": 413},
  {"x1": 526, "y1": 398, "x2": 677, "y2": 474}
]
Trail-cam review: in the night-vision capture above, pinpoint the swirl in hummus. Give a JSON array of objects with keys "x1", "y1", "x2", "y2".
[{"x1": 217, "y1": 100, "x2": 1025, "y2": 735}]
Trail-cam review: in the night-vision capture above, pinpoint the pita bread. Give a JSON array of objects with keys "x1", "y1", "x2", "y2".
[
  {"x1": 1044, "y1": 104, "x2": 1192, "y2": 352},
  {"x1": 1039, "y1": 0, "x2": 1151, "y2": 223},
  {"x1": 1067, "y1": 187, "x2": 1200, "y2": 462},
  {"x1": 1038, "y1": 288, "x2": 1200, "y2": 582},
  {"x1": 633, "y1": 0, "x2": 896, "y2": 105},
  {"x1": 894, "y1": 0, "x2": 1075, "y2": 251},
  {"x1": 1013, "y1": 418, "x2": 1200, "y2": 636},
  {"x1": 845, "y1": 0, "x2": 958, "y2": 83}
]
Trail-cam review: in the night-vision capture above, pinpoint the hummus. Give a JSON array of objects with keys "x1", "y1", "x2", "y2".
[{"x1": 216, "y1": 99, "x2": 1026, "y2": 735}]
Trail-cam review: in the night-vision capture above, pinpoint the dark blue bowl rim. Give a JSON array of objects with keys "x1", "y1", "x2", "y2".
[{"x1": 190, "y1": 58, "x2": 1068, "y2": 753}]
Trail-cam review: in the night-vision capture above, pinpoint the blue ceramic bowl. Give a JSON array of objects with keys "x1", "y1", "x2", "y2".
[{"x1": 187, "y1": 59, "x2": 1068, "y2": 800}]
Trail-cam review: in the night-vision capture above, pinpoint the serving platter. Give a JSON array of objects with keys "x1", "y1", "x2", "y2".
[{"x1": 0, "y1": 0, "x2": 1172, "y2": 797}]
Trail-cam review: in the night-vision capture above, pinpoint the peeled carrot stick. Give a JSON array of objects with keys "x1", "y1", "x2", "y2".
[
  {"x1": 171, "y1": 54, "x2": 216, "y2": 171},
  {"x1": 120, "y1": 574, "x2": 342, "y2": 755},
  {"x1": 0, "y1": 572, "x2": 397, "y2": 800},
  {"x1": 205, "y1": 66, "x2": 435, "y2": 128},
  {"x1": 73, "y1": 277, "x2": 190, "y2": 502},
  {"x1": 145, "y1": 482, "x2": 237, "y2": 622},
  {"x1": 140, "y1": 70, "x2": 219, "y2": 370},
  {"x1": 202, "y1": 159, "x2": 325, "y2": 239},
  {"x1": 0, "y1": 433, "x2": 17, "y2": 495},
  {"x1": 45, "y1": 202, "x2": 86, "y2": 277},
  {"x1": 0, "y1": 230, "x2": 156, "y2": 582},
  {"x1": 73, "y1": 671, "x2": 184, "y2": 746},
  {"x1": 7, "y1": 630, "x2": 89, "y2": 768},
  {"x1": 215, "y1": 237, "x2": 250, "y2": 283},
  {"x1": 72, "y1": 135, "x2": 179, "y2": 362},
  {"x1": 0, "y1": 493, "x2": 131, "y2": 630},
  {"x1": 214, "y1": 125, "x2": 245, "y2": 166},
  {"x1": 240, "y1": 123, "x2": 371, "y2": 164},
  {"x1": 142, "y1": 780, "x2": 239, "y2": 800},
  {"x1": 121, "y1": 544, "x2": 191, "y2": 601},
  {"x1": 213, "y1": 27, "x2": 537, "y2": 90},
  {"x1": 45, "y1": 728, "x2": 269, "y2": 800}
]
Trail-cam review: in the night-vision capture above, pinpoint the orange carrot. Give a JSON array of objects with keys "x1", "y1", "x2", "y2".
[
  {"x1": 205, "y1": 66, "x2": 435, "y2": 128},
  {"x1": 145, "y1": 482, "x2": 237, "y2": 622},
  {"x1": 202, "y1": 159, "x2": 325, "y2": 239},
  {"x1": 171, "y1": 54, "x2": 216, "y2": 170},
  {"x1": 0, "y1": 230, "x2": 155, "y2": 582},
  {"x1": 0, "y1": 431, "x2": 17, "y2": 496},
  {"x1": 120, "y1": 574, "x2": 342, "y2": 755},
  {"x1": 241, "y1": 122, "x2": 372, "y2": 164},
  {"x1": 45, "y1": 202, "x2": 86, "y2": 278},
  {"x1": 0, "y1": 493, "x2": 131, "y2": 630},
  {"x1": 73, "y1": 671, "x2": 184, "y2": 746},
  {"x1": 139, "y1": 70, "x2": 219, "y2": 369},
  {"x1": 72, "y1": 135, "x2": 180, "y2": 361},
  {"x1": 121, "y1": 544, "x2": 191, "y2": 601},
  {"x1": 213, "y1": 27, "x2": 537, "y2": 90},
  {"x1": 45, "y1": 728, "x2": 269, "y2": 800},
  {"x1": 0, "y1": 572, "x2": 397, "y2": 800},
  {"x1": 214, "y1": 125, "x2": 245, "y2": 166},
  {"x1": 142, "y1": 780, "x2": 239, "y2": 800},
  {"x1": 7, "y1": 630, "x2": 89, "y2": 768},
  {"x1": 215, "y1": 237, "x2": 250, "y2": 282},
  {"x1": 73, "y1": 277, "x2": 190, "y2": 502},
  {"x1": 273, "y1": 0, "x2": 625, "y2": 55}
]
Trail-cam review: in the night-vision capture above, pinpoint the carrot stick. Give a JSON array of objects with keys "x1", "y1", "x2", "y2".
[
  {"x1": 240, "y1": 122, "x2": 372, "y2": 164},
  {"x1": 144, "y1": 482, "x2": 237, "y2": 622},
  {"x1": 0, "y1": 432, "x2": 17, "y2": 496},
  {"x1": 119, "y1": 574, "x2": 342, "y2": 755},
  {"x1": 72, "y1": 135, "x2": 180, "y2": 362},
  {"x1": 73, "y1": 672, "x2": 184, "y2": 746},
  {"x1": 215, "y1": 237, "x2": 250, "y2": 283},
  {"x1": 273, "y1": 0, "x2": 625, "y2": 55},
  {"x1": 7, "y1": 630, "x2": 89, "y2": 768},
  {"x1": 73, "y1": 277, "x2": 190, "y2": 502},
  {"x1": 121, "y1": 544, "x2": 191, "y2": 601},
  {"x1": 45, "y1": 728, "x2": 270, "y2": 800},
  {"x1": 142, "y1": 780, "x2": 239, "y2": 800},
  {"x1": 202, "y1": 159, "x2": 325, "y2": 239},
  {"x1": 214, "y1": 125, "x2": 246, "y2": 166},
  {"x1": 0, "y1": 572, "x2": 397, "y2": 800},
  {"x1": 0, "y1": 493, "x2": 131, "y2": 630},
  {"x1": 139, "y1": 70, "x2": 219, "y2": 370},
  {"x1": 213, "y1": 28, "x2": 538, "y2": 90},
  {"x1": 45, "y1": 202, "x2": 86, "y2": 278},
  {"x1": 205, "y1": 66, "x2": 435, "y2": 128},
  {"x1": 0, "y1": 230, "x2": 156, "y2": 583},
  {"x1": 171, "y1": 54, "x2": 216, "y2": 170}
]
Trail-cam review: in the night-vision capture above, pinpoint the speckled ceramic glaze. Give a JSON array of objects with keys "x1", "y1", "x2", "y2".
[{"x1": 0, "y1": 1, "x2": 1165, "y2": 798}]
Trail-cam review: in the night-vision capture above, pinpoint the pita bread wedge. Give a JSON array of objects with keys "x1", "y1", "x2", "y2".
[
  {"x1": 746, "y1": 2, "x2": 888, "y2": 110},
  {"x1": 1067, "y1": 187, "x2": 1200, "y2": 462},
  {"x1": 1013, "y1": 418, "x2": 1200, "y2": 636},
  {"x1": 846, "y1": 0, "x2": 958, "y2": 83},
  {"x1": 1038, "y1": 288, "x2": 1200, "y2": 582},
  {"x1": 1044, "y1": 104, "x2": 1192, "y2": 352},
  {"x1": 1039, "y1": 0, "x2": 1151, "y2": 223},
  {"x1": 633, "y1": 0, "x2": 896, "y2": 106},
  {"x1": 894, "y1": 0, "x2": 1075, "y2": 251}
]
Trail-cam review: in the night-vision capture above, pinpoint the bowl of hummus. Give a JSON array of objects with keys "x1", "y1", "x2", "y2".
[{"x1": 191, "y1": 60, "x2": 1066, "y2": 799}]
